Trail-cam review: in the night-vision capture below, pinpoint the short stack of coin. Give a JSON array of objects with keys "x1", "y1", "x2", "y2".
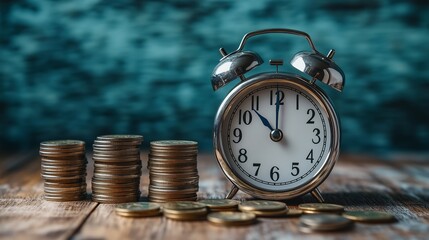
[
  {"x1": 163, "y1": 201, "x2": 207, "y2": 221},
  {"x1": 92, "y1": 135, "x2": 143, "y2": 204},
  {"x1": 148, "y1": 140, "x2": 199, "y2": 203},
  {"x1": 239, "y1": 200, "x2": 289, "y2": 217},
  {"x1": 40, "y1": 140, "x2": 87, "y2": 202}
]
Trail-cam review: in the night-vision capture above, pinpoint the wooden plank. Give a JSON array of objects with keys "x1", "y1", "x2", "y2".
[{"x1": 0, "y1": 154, "x2": 98, "y2": 240}]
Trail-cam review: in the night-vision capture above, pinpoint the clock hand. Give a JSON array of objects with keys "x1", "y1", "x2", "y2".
[
  {"x1": 275, "y1": 85, "x2": 280, "y2": 130},
  {"x1": 253, "y1": 110, "x2": 274, "y2": 131},
  {"x1": 270, "y1": 85, "x2": 284, "y2": 142}
]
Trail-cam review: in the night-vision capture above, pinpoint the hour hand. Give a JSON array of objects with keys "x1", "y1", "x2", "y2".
[{"x1": 253, "y1": 110, "x2": 274, "y2": 131}]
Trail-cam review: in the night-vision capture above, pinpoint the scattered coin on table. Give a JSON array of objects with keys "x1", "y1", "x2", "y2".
[
  {"x1": 115, "y1": 202, "x2": 162, "y2": 218},
  {"x1": 342, "y1": 210, "x2": 397, "y2": 223},
  {"x1": 199, "y1": 199, "x2": 240, "y2": 212},
  {"x1": 298, "y1": 203, "x2": 344, "y2": 214},
  {"x1": 207, "y1": 212, "x2": 257, "y2": 226},
  {"x1": 162, "y1": 201, "x2": 207, "y2": 221},
  {"x1": 299, "y1": 214, "x2": 354, "y2": 233},
  {"x1": 239, "y1": 200, "x2": 287, "y2": 212}
]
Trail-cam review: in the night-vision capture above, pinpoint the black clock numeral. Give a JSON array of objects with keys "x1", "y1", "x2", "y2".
[
  {"x1": 270, "y1": 166, "x2": 280, "y2": 181},
  {"x1": 307, "y1": 109, "x2": 315, "y2": 124},
  {"x1": 232, "y1": 128, "x2": 242, "y2": 143},
  {"x1": 291, "y1": 162, "x2": 300, "y2": 176},
  {"x1": 306, "y1": 149, "x2": 314, "y2": 164},
  {"x1": 312, "y1": 128, "x2": 321, "y2": 144},
  {"x1": 253, "y1": 163, "x2": 261, "y2": 176},
  {"x1": 238, "y1": 110, "x2": 252, "y2": 125},
  {"x1": 270, "y1": 90, "x2": 285, "y2": 105},
  {"x1": 238, "y1": 148, "x2": 248, "y2": 163},
  {"x1": 251, "y1": 95, "x2": 259, "y2": 111}
]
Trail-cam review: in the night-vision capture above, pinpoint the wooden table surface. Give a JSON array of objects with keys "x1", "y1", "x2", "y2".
[{"x1": 1, "y1": 152, "x2": 429, "y2": 240}]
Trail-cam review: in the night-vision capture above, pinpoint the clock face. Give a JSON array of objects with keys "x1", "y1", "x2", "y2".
[{"x1": 219, "y1": 78, "x2": 335, "y2": 193}]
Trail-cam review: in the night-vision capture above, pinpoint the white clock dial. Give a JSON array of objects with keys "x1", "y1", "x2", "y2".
[{"x1": 221, "y1": 83, "x2": 332, "y2": 192}]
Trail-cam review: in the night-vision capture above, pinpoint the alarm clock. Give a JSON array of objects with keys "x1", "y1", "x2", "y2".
[{"x1": 210, "y1": 29, "x2": 345, "y2": 202}]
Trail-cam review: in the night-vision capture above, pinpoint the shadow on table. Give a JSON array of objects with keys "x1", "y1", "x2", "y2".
[{"x1": 285, "y1": 190, "x2": 429, "y2": 208}]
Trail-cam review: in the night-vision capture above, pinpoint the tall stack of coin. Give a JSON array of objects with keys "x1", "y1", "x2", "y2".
[
  {"x1": 40, "y1": 140, "x2": 87, "y2": 202},
  {"x1": 91, "y1": 135, "x2": 143, "y2": 204},
  {"x1": 148, "y1": 140, "x2": 198, "y2": 203}
]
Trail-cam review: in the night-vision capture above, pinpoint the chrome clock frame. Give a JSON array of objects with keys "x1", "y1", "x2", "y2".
[{"x1": 213, "y1": 73, "x2": 340, "y2": 202}]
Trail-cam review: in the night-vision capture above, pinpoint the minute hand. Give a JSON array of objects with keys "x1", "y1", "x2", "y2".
[
  {"x1": 253, "y1": 110, "x2": 274, "y2": 131},
  {"x1": 275, "y1": 86, "x2": 280, "y2": 130}
]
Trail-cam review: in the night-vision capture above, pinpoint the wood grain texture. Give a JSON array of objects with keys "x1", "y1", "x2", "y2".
[{"x1": 1, "y1": 153, "x2": 429, "y2": 240}]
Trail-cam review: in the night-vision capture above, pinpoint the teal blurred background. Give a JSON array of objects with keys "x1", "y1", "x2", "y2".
[{"x1": 1, "y1": 0, "x2": 428, "y2": 155}]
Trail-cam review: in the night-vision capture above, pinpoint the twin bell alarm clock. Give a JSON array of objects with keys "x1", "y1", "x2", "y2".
[{"x1": 210, "y1": 28, "x2": 345, "y2": 202}]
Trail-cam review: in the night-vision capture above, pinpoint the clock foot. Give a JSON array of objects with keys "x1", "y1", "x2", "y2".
[
  {"x1": 225, "y1": 185, "x2": 239, "y2": 199},
  {"x1": 311, "y1": 188, "x2": 325, "y2": 203}
]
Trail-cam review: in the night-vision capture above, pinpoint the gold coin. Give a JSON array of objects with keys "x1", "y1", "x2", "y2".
[
  {"x1": 199, "y1": 199, "x2": 239, "y2": 211},
  {"x1": 93, "y1": 140, "x2": 142, "y2": 146},
  {"x1": 243, "y1": 207, "x2": 289, "y2": 217},
  {"x1": 115, "y1": 202, "x2": 161, "y2": 217},
  {"x1": 115, "y1": 202, "x2": 160, "y2": 212},
  {"x1": 92, "y1": 188, "x2": 139, "y2": 195},
  {"x1": 342, "y1": 211, "x2": 396, "y2": 223},
  {"x1": 149, "y1": 193, "x2": 197, "y2": 200},
  {"x1": 298, "y1": 222, "x2": 353, "y2": 233},
  {"x1": 207, "y1": 212, "x2": 256, "y2": 226},
  {"x1": 116, "y1": 211, "x2": 162, "y2": 218},
  {"x1": 97, "y1": 134, "x2": 143, "y2": 141},
  {"x1": 39, "y1": 147, "x2": 85, "y2": 153},
  {"x1": 163, "y1": 208, "x2": 207, "y2": 221},
  {"x1": 150, "y1": 140, "x2": 197, "y2": 147},
  {"x1": 284, "y1": 209, "x2": 303, "y2": 217},
  {"x1": 44, "y1": 182, "x2": 86, "y2": 188},
  {"x1": 299, "y1": 203, "x2": 344, "y2": 213},
  {"x1": 39, "y1": 151, "x2": 85, "y2": 157},
  {"x1": 41, "y1": 174, "x2": 86, "y2": 180},
  {"x1": 40, "y1": 140, "x2": 85, "y2": 148},
  {"x1": 148, "y1": 156, "x2": 197, "y2": 162},
  {"x1": 163, "y1": 201, "x2": 205, "y2": 211},
  {"x1": 148, "y1": 197, "x2": 198, "y2": 203},
  {"x1": 239, "y1": 200, "x2": 286, "y2": 212},
  {"x1": 300, "y1": 214, "x2": 353, "y2": 231}
]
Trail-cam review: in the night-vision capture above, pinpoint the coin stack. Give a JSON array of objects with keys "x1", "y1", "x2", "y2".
[
  {"x1": 239, "y1": 200, "x2": 289, "y2": 217},
  {"x1": 40, "y1": 140, "x2": 87, "y2": 202},
  {"x1": 163, "y1": 201, "x2": 207, "y2": 221},
  {"x1": 147, "y1": 140, "x2": 199, "y2": 203},
  {"x1": 91, "y1": 135, "x2": 143, "y2": 204}
]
